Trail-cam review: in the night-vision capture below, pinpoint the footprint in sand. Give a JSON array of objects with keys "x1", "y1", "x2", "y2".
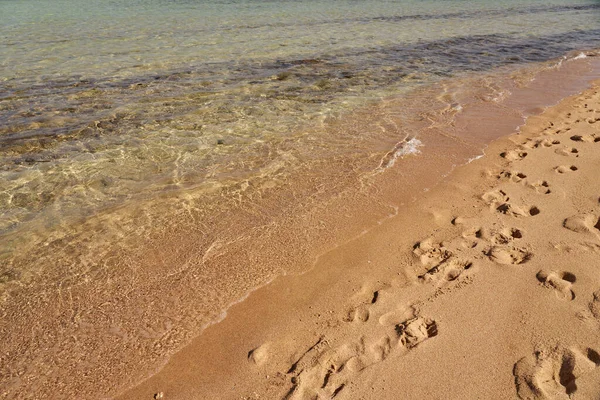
[
  {"x1": 412, "y1": 238, "x2": 474, "y2": 283},
  {"x1": 554, "y1": 126, "x2": 572, "y2": 134},
  {"x1": 589, "y1": 290, "x2": 600, "y2": 320},
  {"x1": 466, "y1": 226, "x2": 522, "y2": 247},
  {"x1": 570, "y1": 134, "x2": 595, "y2": 143},
  {"x1": 284, "y1": 335, "x2": 329, "y2": 376},
  {"x1": 347, "y1": 316, "x2": 438, "y2": 373},
  {"x1": 554, "y1": 147, "x2": 579, "y2": 157},
  {"x1": 489, "y1": 227, "x2": 523, "y2": 245},
  {"x1": 482, "y1": 189, "x2": 510, "y2": 205},
  {"x1": 248, "y1": 343, "x2": 271, "y2": 366},
  {"x1": 486, "y1": 246, "x2": 531, "y2": 265},
  {"x1": 379, "y1": 306, "x2": 414, "y2": 327},
  {"x1": 413, "y1": 238, "x2": 452, "y2": 267},
  {"x1": 497, "y1": 170, "x2": 527, "y2": 183},
  {"x1": 343, "y1": 286, "x2": 385, "y2": 323},
  {"x1": 522, "y1": 138, "x2": 561, "y2": 149},
  {"x1": 514, "y1": 347, "x2": 600, "y2": 399},
  {"x1": 544, "y1": 123, "x2": 575, "y2": 135},
  {"x1": 586, "y1": 117, "x2": 600, "y2": 124},
  {"x1": 459, "y1": 225, "x2": 484, "y2": 249},
  {"x1": 462, "y1": 226, "x2": 484, "y2": 241},
  {"x1": 344, "y1": 305, "x2": 370, "y2": 323},
  {"x1": 495, "y1": 203, "x2": 540, "y2": 217},
  {"x1": 395, "y1": 316, "x2": 438, "y2": 349},
  {"x1": 282, "y1": 336, "x2": 345, "y2": 400},
  {"x1": 570, "y1": 135, "x2": 585, "y2": 142},
  {"x1": 500, "y1": 150, "x2": 528, "y2": 161},
  {"x1": 563, "y1": 214, "x2": 600, "y2": 239},
  {"x1": 282, "y1": 314, "x2": 437, "y2": 400},
  {"x1": 496, "y1": 170, "x2": 553, "y2": 194},
  {"x1": 542, "y1": 121, "x2": 556, "y2": 132},
  {"x1": 554, "y1": 165, "x2": 578, "y2": 174},
  {"x1": 529, "y1": 180, "x2": 552, "y2": 195},
  {"x1": 536, "y1": 270, "x2": 576, "y2": 301},
  {"x1": 442, "y1": 259, "x2": 473, "y2": 282},
  {"x1": 482, "y1": 189, "x2": 540, "y2": 217}
]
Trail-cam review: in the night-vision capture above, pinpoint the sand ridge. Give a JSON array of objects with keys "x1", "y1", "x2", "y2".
[{"x1": 119, "y1": 84, "x2": 600, "y2": 399}]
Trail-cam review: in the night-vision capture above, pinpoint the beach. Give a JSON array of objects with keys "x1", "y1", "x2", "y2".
[
  {"x1": 2, "y1": 0, "x2": 600, "y2": 399},
  {"x1": 119, "y1": 78, "x2": 600, "y2": 399}
]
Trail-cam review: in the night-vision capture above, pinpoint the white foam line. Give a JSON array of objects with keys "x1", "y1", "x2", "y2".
[
  {"x1": 571, "y1": 52, "x2": 588, "y2": 61},
  {"x1": 382, "y1": 138, "x2": 424, "y2": 169},
  {"x1": 467, "y1": 154, "x2": 485, "y2": 163}
]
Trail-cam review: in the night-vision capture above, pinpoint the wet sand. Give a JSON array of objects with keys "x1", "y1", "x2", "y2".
[{"x1": 119, "y1": 74, "x2": 600, "y2": 398}]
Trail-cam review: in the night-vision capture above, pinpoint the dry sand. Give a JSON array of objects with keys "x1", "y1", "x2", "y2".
[{"x1": 119, "y1": 82, "x2": 600, "y2": 400}]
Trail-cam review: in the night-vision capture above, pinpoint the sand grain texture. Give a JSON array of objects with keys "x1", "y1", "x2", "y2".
[{"x1": 120, "y1": 85, "x2": 600, "y2": 400}]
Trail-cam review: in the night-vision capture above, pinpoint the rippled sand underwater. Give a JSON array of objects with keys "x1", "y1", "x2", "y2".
[
  {"x1": 2, "y1": 0, "x2": 600, "y2": 398},
  {"x1": 2, "y1": 0, "x2": 600, "y2": 245}
]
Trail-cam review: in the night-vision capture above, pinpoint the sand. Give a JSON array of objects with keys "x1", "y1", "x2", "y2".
[{"x1": 116, "y1": 80, "x2": 600, "y2": 400}]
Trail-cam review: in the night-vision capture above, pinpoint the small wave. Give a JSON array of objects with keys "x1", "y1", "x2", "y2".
[
  {"x1": 467, "y1": 154, "x2": 484, "y2": 163},
  {"x1": 377, "y1": 137, "x2": 423, "y2": 170}
]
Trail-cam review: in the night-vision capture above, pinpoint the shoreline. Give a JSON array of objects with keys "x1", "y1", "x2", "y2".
[
  {"x1": 118, "y1": 66, "x2": 600, "y2": 397},
  {"x1": 2, "y1": 54, "x2": 600, "y2": 399}
]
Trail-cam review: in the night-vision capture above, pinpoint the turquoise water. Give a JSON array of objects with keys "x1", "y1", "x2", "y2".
[
  {"x1": 2, "y1": 1, "x2": 600, "y2": 398},
  {"x1": 2, "y1": 0, "x2": 600, "y2": 81}
]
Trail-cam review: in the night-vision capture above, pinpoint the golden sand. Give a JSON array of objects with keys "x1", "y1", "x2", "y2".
[{"x1": 119, "y1": 82, "x2": 600, "y2": 399}]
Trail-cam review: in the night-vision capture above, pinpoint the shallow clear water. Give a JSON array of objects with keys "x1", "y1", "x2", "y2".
[{"x1": 2, "y1": 0, "x2": 600, "y2": 243}]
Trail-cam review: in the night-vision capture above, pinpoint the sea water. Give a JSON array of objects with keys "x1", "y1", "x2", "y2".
[{"x1": 2, "y1": 0, "x2": 600, "y2": 239}]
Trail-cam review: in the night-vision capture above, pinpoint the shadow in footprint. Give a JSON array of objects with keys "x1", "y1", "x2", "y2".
[
  {"x1": 395, "y1": 317, "x2": 438, "y2": 349},
  {"x1": 558, "y1": 354, "x2": 577, "y2": 395},
  {"x1": 486, "y1": 246, "x2": 531, "y2": 265},
  {"x1": 555, "y1": 165, "x2": 578, "y2": 174},
  {"x1": 500, "y1": 150, "x2": 528, "y2": 161},
  {"x1": 536, "y1": 270, "x2": 576, "y2": 301},
  {"x1": 587, "y1": 348, "x2": 600, "y2": 365},
  {"x1": 561, "y1": 272, "x2": 576, "y2": 283},
  {"x1": 529, "y1": 206, "x2": 540, "y2": 216},
  {"x1": 531, "y1": 180, "x2": 551, "y2": 194},
  {"x1": 514, "y1": 347, "x2": 600, "y2": 399},
  {"x1": 564, "y1": 214, "x2": 600, "y2": 237}
]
